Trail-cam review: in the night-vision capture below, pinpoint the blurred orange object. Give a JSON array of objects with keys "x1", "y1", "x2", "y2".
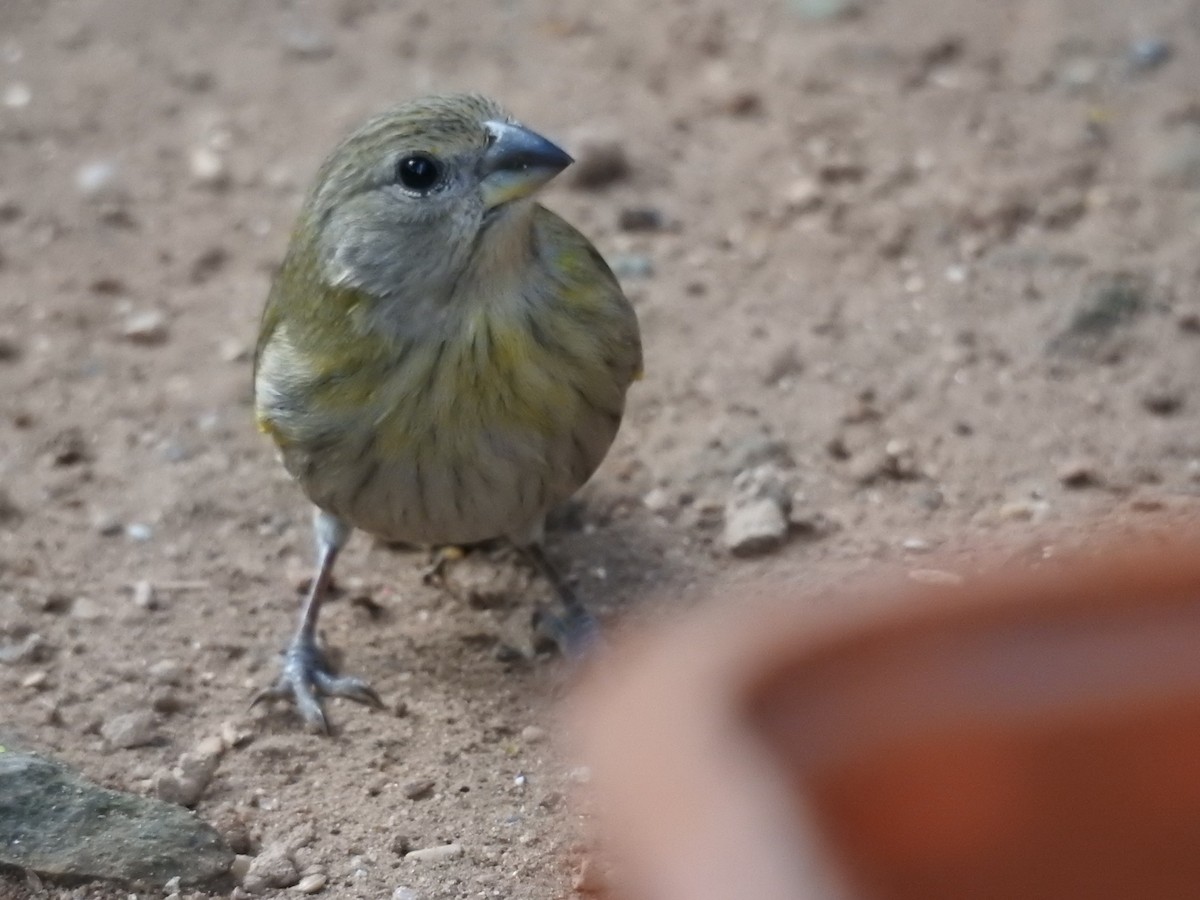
[{"x1": 568, "y1": 539, "x2": 1200, "y2": 900}]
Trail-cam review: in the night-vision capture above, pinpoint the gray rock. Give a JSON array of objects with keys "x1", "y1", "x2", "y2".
[
  {"x1": 101, "y1": 710, "x2": 160, "y2": 749},
  {"x1": 242, "y1": 842, "x2": 299, "y2": 893},
  {"x1": 405, "y1": 842, "x2": 464, "y2": 863},
  {"x1": 721, "y1": 464, "x2": 794, "y2": 557},
  {"x1": 0, "y1": 745, "x2": 232, "y2": 886},
  {"x1": 722, "y1": 496, "x2": 789, "y2": 557}
]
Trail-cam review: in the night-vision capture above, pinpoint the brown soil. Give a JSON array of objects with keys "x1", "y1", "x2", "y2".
[{"x1": 2, "y1": 1, "x2": 1199, "y2": 898}]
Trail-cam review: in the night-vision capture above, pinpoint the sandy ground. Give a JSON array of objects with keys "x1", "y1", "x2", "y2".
[{"x1": 2, "y1": 0, "x2": 1200, "y2": 897}]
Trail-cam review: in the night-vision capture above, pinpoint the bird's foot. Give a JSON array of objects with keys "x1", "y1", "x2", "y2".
[
  {"x1": 532, "y1": 605, "x2": 603, "y2": 661},
  {"x1": 253, "y1": 635, "x2": 383, "y2": 733}
]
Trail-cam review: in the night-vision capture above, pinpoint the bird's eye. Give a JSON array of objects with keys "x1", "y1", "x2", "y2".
[{"x1": 395, "y1": 154, "x2": 442, "y2": 192}]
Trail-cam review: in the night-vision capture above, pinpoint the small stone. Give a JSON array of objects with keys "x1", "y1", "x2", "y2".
[
  {"x1": 721, "y1": 463, "x2": 793, "y2": 557},
  {"x1": 189, "y1": 146, "x2": 230, "y2": 190},
  {"x1": 1057, "y1": 56, "x2": 1100, "y2": 90},
  {"x1": 907, "y1": 568, "x2": 964, "y2": 586},
  {"x1": 722, "y1": 497, "x2": 788, "y2": 556},
  {"x1": 3, "y1": 82, "x2": 31, "y2": 108},
  {"x1": 126, "y1": 522, "x2": 154, "y2": 542},
  {"x1": 101, "y1": 710, "x2": 159, "y2": 749},
  {"x1": 1141, "y1": 386, "x2": 1185, "y2": 416},
  {"x1": 93, "y1": 511, "x2": 123, "y2": 536},
  {"x1": 122, "y1": 310, "x2": 170, "y2": 345},
  {"x1": 642, "y1": 487, "x2": 673, "y2": 514},
  {"x1": 567, "y1": 134, "x2": 630, "y2": 189},
  {"x1": 75, "y1": 161, "x2": 123, "y2": 200},
  {"x1": 68, "y1": 596, "x2": 104, "y2": 621},
  {"x1": 131, "y1": 580, "x2": 157, "y2": 610},
  {"x1": 521, "y1": 725, "x2": 547, "y2": 744},
  {"x1": 761, "y1": 344, "x2": 804, "y2": 386},
  {"x1": 392, "y1": 889, "x2": 423, "y2": 900},
  {"x1": 242, "y1": 843, "x2": 299, "y2": 893},
  {"x1": 153, "y1": 739, "x2": 224, "y2": 807},
  {"x1": 788, "y1": 0, "x2": 860, "y2": 20},
  {"x1": 617, "y1": 207, "x2": 665, "y2": 232},
  {"x1": 405, "y1": 843, "x2": 463, "y2": 863},
  {"x1": 998, "y1": 499, "x2": 1050, "y2": 522},
  {"x1": 0, "y1": 632, "x2": 47, "y2": 665},
  {"x1": 1128, "y1": 38, "x2": 1170, "y2": 73},
  {"x1": 229, "y1": 854, "x2": 253, "y2": 881},
  {"x1": 782, "y1": 177, "x2": 823, "y2": 215},
  {"x1": 295, "y1": 872, "x2": 327, "y2": 893},
  {"x1": 281, "y1": 25, "x2": 334, "y2": 60},
  {"x1": 20, "y1": 670, "x2": 48, "y2": 689},
  {"x1": 401, "y1": 778, "x2": 436, "y2": 800},
  {"x1": 1058, "y1": 460, "x2": 1101, "y2": 489}
]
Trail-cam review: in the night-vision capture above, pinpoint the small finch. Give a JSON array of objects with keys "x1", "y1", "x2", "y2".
[{"x1": 253, "y1": 94, "x2": 642, "y2": 731}]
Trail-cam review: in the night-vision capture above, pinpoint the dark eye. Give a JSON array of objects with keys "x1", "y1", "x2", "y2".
[{"x1": 395, "y1": 154, "x2": 442, "y2": 192}]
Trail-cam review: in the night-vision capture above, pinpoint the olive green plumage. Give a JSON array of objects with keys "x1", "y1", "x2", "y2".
[{"x1": 252, "y1": 93, "x2": 641, "y2": 729}]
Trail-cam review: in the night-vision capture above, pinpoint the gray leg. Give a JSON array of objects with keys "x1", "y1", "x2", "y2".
[
  {"x1": 521, "y1": 543, "x2": 602, "y2": 660},
  {"x1": 255, "y1": 509, "x2": 383, "y2": 732}
]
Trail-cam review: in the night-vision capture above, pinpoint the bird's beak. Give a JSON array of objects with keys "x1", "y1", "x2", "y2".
[{"x1": 479, "y1": 120, "x2": 573, "y2": 210}]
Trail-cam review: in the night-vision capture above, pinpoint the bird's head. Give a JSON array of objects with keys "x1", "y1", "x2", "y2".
[{"x1": 299, "y1": 93, "x2": 573, "y2": 304}]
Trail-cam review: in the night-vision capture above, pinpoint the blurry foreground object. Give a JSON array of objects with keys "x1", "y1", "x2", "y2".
[{"x1": 569, "y1": 538, "x2": 1200, "y2": 900}]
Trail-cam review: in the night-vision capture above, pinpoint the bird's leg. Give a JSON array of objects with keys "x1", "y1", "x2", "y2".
[
  {"x1": 255, "y1": 509, "x2": 383, "y2": 732},
  {"x1": 521, "y1": 542, "x2": 602, "y2": 660}
]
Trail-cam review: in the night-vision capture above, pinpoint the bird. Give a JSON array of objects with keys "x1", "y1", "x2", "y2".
[{"x1": 252, "y1": 93, "x2": 643, "y2": 731}]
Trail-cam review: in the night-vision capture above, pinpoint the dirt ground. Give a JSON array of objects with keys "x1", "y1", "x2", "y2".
[{"x1": 2, "y1": 0, "x2": 1200, "y2": 897}]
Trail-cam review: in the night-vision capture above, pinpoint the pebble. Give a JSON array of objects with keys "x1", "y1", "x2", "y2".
[
  {"x1": 121, "y1": 310, "x2": 170, "y2": 345},
  {"x1": 1141, "y1": 385, "x2": 1184, "y2": 416},
  {"x1": 189, "y1": 146, "x2": 231, "y2": 190},
  {"x1": 3, "y1": 82, "x2": 31, "y2": 108},
  {"x1": 642, "y1": 486, "x2": 673, "y2": 515},
  {"x1": 0, "y1": 632, "x2": 47, "y2": 665},
  {"x1": 907, "y1": 568, "x2": 964, "y2": 586},
  {"x1": 722, "y1": 497, "x2": 788, "y2": 556},
  {"x1": 295, "y1": 872, "x2": 327, "y2": 893},
  {"x1": 75, "y1": 161, "x2": 123, "y2": 200},
  {"x1": 281, "y1": 25, "x2": 334, "y2": 60},
  {"x1": 401, "y1": 778, "x2": 436, "y2": 800},
  {"x1": 567, "y1": 134, "x2": 630, "y2": 189},
  {"x1": 788, "y1": 0, "x2": 860, "y2": 19},
  {"x1": 126, "y1": 522, "x2": 154, "y2": 542},
  {"x1": 153, "y1": 737, "x2": 225, "y2": 807},
  {"x1": 229, "y1": 854, "x2": 253, "y2": 882},
  {"x1": 617, "y1": 207, "x2": 665, "y2": 232},
  {"x1": 521, "y1": 725, "x2": 548, "y2": 744},
  {"x1": 1128, "y1": 38, "x2": 1171, "y2": 73},
  {"x1": 760, "y1": 344, "x2": 804, "y2": 386},
  {"x1": 1057, "y1": 459, "x2": 1101, "y2": 489},
  {"x1": 131, "y1": 580, "x2": 157, "y2": 610},
  {"x1": 101, "y1": 710, "x2": 160, "y2": 749},
  {"x1": 242, "y1": 843, "x2": 300, "y2": 893},
  {"x1": 405, "y1": 843, "x2": 463, "y2": 863},
  {"x1": 93, "y1": 511, "x2": 123, "y2": 536},
  {"x1": 392, "y1": 889, "x2": 423, "y2": 900},
  {"x1": 722, "y1": 463, "x2": 793, "y2": 557}
]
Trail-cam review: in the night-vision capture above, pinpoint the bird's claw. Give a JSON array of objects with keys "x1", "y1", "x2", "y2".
[{"x1": 252, "y1": 637, "x2": 383, "y2": 733}]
